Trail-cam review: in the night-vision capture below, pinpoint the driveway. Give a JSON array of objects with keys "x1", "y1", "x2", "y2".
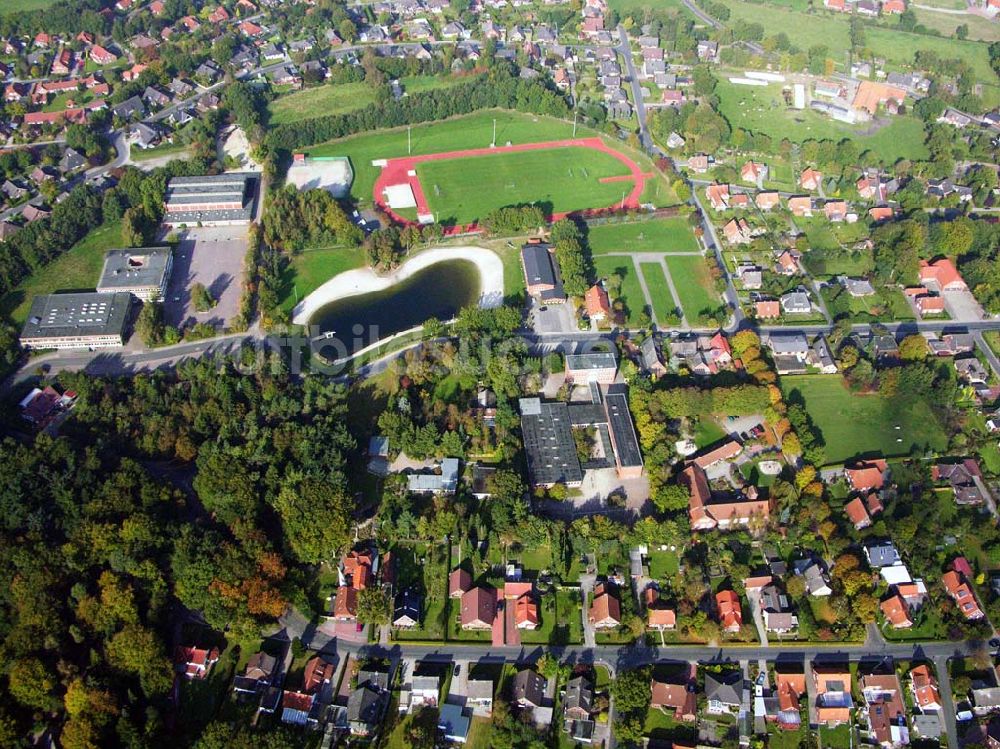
[
  {"x1": 745, "y1": 589, "x2": 770, "y2": 647},
  {"x1": 162, "y1": 225, "x2": 249, "y2": 330},
  {"x1": 944, "y1": 289, "x2": 986, "y2": 323},
  {"x1": 580, "y1": 574, "x2": 596, "y2": 647},
  {"x1": 531, "y1": 299, "x2": 578, "y2": 335}
]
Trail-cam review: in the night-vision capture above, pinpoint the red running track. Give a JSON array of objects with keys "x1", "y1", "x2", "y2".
[{"x1": 372, "y1": 137, "x2": 650, "y2": 233}]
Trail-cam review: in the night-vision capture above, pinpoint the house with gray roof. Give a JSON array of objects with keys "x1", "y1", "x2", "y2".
[{"x1": 706, "y1": 671, "x2": 743, "y2": 713}]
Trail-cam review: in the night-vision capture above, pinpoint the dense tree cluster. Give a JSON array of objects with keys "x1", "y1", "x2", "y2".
[
  {"x1": 263, "y1": 186, "x2": 363, "y2": 251},
  {"x1": 550, "y1": 219, "x2": 589, "y2": 298},
  {"x1": 480, "y1": 204, "x2": 546, "y2": 235},
  {"x1": 0, "y1": 353, "x2": 368, "y2": 746}
]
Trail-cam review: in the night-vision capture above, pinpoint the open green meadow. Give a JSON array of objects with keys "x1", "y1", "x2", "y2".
[
  {"x1": 718, "y1": 0, "x2": 998, "y2": 86},
  {"x1": 714, "y1": 79, "x2": 930, "y2": 163},
  {"x1": 640, "y1": 262, "x2": 679, "y2": 322},
  {"x1": 302, "y1": 110, "x2": 675, "y2": 210},
  {"x1": 417, "y1": 147, "x2": 631, "y2": 225},
  {"x1": 267, "y1": 76, "x2": 466, "y2": 125},
  {"x1": 1, "y1": 0, "x2": 57, "y2": 12},
  {"x1": 0, "y1": 222, "x2": 121, "y2": 325},
  {"x1": 664, "y1": 254, "x2": 719, "y2": 320},
  {"x1": 780, "y1": 374, "x2": 949, "y2": 464},
  {"x1": 587, "y1": 216, "x2": 700, "y2": 254}
]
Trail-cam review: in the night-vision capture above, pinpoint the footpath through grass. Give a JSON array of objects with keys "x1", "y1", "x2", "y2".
[
  {"x1": 417, "y1": 146, "x2": 631, "y2": 225},
  {"x1": 779, "y1": 374, "x2": 949, "y2": 464},
  {"x1": 0, "y1": 221, "x2": 122, "y2": 325},
  {"x1": 587, "y1": 216, "x2": 699, "y2": 255}
]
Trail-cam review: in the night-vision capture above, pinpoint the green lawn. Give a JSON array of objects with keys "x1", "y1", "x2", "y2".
[
  {"x1": 714, "y1": 78, "x2": 931, "y2": 163},
  {"x1": 268, "y1": 76, "x2": 469, "y2": 126},
  {"x1": 779, "y1": 374, "x2": 949, "y2": 465},
  {"x1": 1, "y1": 0, "x2": 58, "y2": 12},
  {"x1": 42, "y1": 89, "x2": 99, "y2": 113},
  {"x1": 647, "y1": 550, "x2": 679, "y2": 578},
  {"x1": 0, "y1": 222, "x2": 122, "y2": 325},
  {"x1": 278, "y1": 246, "x2": 366, "y2": 312},
  {"x1": 417, "y1": 146, "x2": 631, "y2": 225},
  {"x1": 718, "y1": 0, "x2": 998, "y2": 84},
  {"x1": 467, "y1": 716, "x2": 495, "y2": 746},
  {"x1": 302, "y1": 110, "x2": 672, "y2": 212},
  {"x1": 392, "y1": 542, "x2": 449, "y2": 642},
  {"x1": 130, "y1": 140, "x2": 192, "y2": 162},
  {"x1": 664, "y1": 255, "x2": 720, "y2": 321},
  {"x1": 594, "y1": 255, "x2": 648, "y2": 325},
  {"x1": 640, "y1": 262, "x2": 679, "y2": 323},
  {"x1": 587, "y1": 216, "x2": 699, "y2": 255},
  {"x1": 694, "y1": 417, "x2": 727, "y2": 448}
]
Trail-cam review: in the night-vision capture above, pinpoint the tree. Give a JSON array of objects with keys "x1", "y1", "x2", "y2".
[
  {"x1": 356, "y1": 587, "x2": 391, "y2": 626},
  {"x1": 272, "y1": 479, "x2": 352, "y2": 564},
  {"x1": 134, "y1": 300, "x2": 165, "y2": 346},
  {"x1": 8, "y1": 657, "x2": 60, "y2": 711},
  {"x1": 106, "y1": 625, "x2": 173, "y2": 697},
  {"x1": 652, "y1": 483, "x2": 689, "y2": 514},
  {"x1": 120, "y1": 206, "x2": 148, "y2": 247},
  {"x1": 191, "y1": 282, "x2": 215, "y2": 312},
  {"x1": 898, "y1": 334, "x2": 929, "y2": 361}
]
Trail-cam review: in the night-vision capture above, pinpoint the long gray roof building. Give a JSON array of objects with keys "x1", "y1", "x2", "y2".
[
  {"x1": 163, "y1": 172, "x2": 257, "y2": 225},
  {"x1": 20, "y1": 292, "x2": 132, "y2": 350}
]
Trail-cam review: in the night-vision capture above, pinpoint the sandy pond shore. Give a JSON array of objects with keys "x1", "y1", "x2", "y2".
[{"x1": 291, "y1": 246, "x2": 505, "y2": 325}]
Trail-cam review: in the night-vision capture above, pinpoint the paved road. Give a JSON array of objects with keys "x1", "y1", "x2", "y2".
[
  {"x1": 934, "y1": 654, "x2": 961, "y2": 748},
  {"x1": 691, "y1": 189, "x2": 743, "y2": 327},
  {"x1": 325, "y1": 636, "x2": 981, "y2": 673},
  {"x1": 616, "y1": 25, "x2": 653, "y2": 152},
  {"x1": 679, "y1": 0, "x2": 765, "y2": 54}
]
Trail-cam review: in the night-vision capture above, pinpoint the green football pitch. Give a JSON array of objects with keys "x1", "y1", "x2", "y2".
[{"x1": 415, "y1": 146, "x2": 633, "y2": 225}]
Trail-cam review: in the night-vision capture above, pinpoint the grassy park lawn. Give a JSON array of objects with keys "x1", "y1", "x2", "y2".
[
  {"x1": 664, "y1": 255, "x2": 719, "y2": 320},
  {"x1": 278, "y1": 246, "x2": 366, "y2": 312},
  {"x1": 718, "y1": 0, "x2": 998, "y2": 84},
  {"x1": 416, "y1": 146, "x2": 631, "y2": 225},
  {"x1": 130, "y1": 140, "x2": 192, "y2": 162},
  {"x1": 801, "y1": 248, "x2": 876, "y2": 276},
  {"x1": 714, "y1": 79, "x2": 931, "y2": 163},
  {"x1": 303, "y1": 110, "x2": 669, "y2": 210},
  {"x1": 594, "y1": 255, "x2": 648, "y2": 326},
  {"x1": 0, "y1": 221, "x2": 121, "y2": 325},
  {"x1": 587, "y1": 216, "x2": 699, "y2": 254},
  {"x1": 1, "y1": 0, "x2": 58, "y2": 10},
  {"x1": 640, "y1": 262, "x2": 679, "y2": 322},
  {"x1": 780, "y1": 374, "x2": 949, "y2": 464},
  {"x1": 268, "y1": 76, "x2": 466, "y2": 125}
]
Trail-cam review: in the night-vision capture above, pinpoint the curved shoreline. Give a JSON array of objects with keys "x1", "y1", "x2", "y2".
[{"x1": 291, "y1": 246, "x2": 505, "y2": 325}]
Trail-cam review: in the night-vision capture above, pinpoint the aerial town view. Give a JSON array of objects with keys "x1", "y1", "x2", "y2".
[{"x1": 5, "y1": 0, "x2": 1000, "y2": 746}]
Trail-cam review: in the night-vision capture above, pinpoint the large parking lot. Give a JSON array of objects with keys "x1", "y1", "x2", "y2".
[{"x1": 162, "y1": 225, "x2": 249, "y2": 330}]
